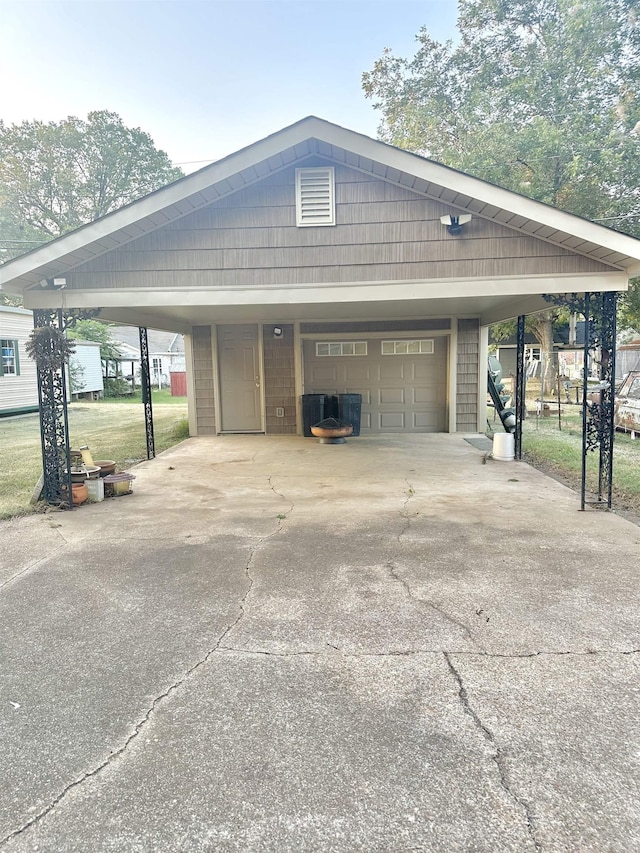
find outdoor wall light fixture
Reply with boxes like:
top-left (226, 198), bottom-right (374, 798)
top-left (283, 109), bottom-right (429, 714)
top-left (38, 277), bottom-right (67, 289)
top-left (273, 326), bottom-right (283, 338)
top-left (440, 214), bottom-right (472, 235)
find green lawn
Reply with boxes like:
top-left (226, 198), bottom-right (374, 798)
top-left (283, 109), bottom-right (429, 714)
top-left (513, 406), bottom-right (640, 517)
top-left (0, 396), bottom-right (188, 519)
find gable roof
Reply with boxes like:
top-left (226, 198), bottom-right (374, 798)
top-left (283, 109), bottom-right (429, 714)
top-left (2, 115), bottom-right (640, 295)
top-left (108, 326), bottom-right (184, 354)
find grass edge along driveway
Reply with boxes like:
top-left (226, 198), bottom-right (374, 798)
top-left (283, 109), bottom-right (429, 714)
top-left (0, 398), bottom-right (188, 519)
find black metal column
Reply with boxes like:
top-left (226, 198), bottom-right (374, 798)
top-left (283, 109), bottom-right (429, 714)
top-left (514, 314), bottom-right (526, 460)
top-left (33, 309), bottom-right (73, 507)
top-left (139, 326), bottom-right (156, 459)
top-left (581, 291), bottom-right (617, 510)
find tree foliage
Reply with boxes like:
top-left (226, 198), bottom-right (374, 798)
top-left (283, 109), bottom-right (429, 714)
top-left (67, 319), bottom-right (121, 362)
top-left (0, 111), bottom-right (183, 247)
top-left (363, 0), bottom-right (640, 331)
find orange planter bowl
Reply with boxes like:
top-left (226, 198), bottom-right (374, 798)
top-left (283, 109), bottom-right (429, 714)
top-left (72, 483), bottom-right (88, 505)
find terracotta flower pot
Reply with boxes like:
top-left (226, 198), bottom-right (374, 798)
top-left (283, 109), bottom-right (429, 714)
top-left (62, 483), bottom-right (89, 505)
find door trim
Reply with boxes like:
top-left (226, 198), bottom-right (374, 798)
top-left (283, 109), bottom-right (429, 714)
top-left (214, 323), bottom-right (265, 434)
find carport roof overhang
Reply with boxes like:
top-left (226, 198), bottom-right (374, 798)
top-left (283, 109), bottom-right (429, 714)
top-left (2, 115), bottom-right (640, 319)
top-left (21, 271), bottom-right (628, 333)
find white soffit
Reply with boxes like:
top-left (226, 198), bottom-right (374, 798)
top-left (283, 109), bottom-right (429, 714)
top-left (2, 116), bottom-right (640, 291)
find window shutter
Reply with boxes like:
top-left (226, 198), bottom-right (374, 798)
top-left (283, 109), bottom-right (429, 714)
top-left (295, 167), bottom-right (335, 226)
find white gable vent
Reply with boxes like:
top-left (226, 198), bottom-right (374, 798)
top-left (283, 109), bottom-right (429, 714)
top-left (295, 167), bottom-right (335, 227)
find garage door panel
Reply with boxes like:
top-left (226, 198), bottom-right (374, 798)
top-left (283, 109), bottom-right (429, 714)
top-left (379, 412), bottom-right (405, 429)
top-left (304, 335), bottom-right (448, 433)
top-left (414, 411), bottom-right (443, 429)
top-left (379, 388), bottom-right (405, 405)
top-left (341, 362), bottom-right (372, 382)
top-left (413, 385), bottom-right (445, 404)
top-left (308, 363), bottom-right (339, 385)
top-left (379, 362), bottom-right (406, 380)
top-left (413, 359), bottom-right (445, 380)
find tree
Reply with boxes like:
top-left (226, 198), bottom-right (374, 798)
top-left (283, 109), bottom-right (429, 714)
top-left (67, 319), bottom-right (121, 362)
top-left (0, 110), bottom-right (183, 241)
top-left (491, 309), bottom-right (568, 394)
top-left (363, 0), bottom-right (640, 351)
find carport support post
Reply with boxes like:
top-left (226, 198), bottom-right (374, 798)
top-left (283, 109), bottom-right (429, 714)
top-left (581, 291), bottom-right (617, 510)
top-left (33, 309), bottom-right (73, 508)
top-left (514, 314), bottom-right (526, 460)
top-left (139, 327), bottom-right (156, 460)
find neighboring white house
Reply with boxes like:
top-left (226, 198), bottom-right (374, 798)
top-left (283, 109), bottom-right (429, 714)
top-left (69, 341), bottom-right (104, 399)
top-left (108, 326), bottom-right (186, 387)
top-left (0, 305), bottom-right (38, 416)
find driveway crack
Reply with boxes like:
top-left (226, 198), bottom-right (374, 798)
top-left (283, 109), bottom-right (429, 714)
top-left (268, 475), bottom-right (294, 519)
top-left (0, 543), bottom-right (66, 592)
top-left (444, 652), bottom-right (541, 852)
top-left (0, 528), bottom-right (278, 848)
top-left (386, 561), bottom-right (480, 648)
top-left (398, 478), bottom-right (415, 538)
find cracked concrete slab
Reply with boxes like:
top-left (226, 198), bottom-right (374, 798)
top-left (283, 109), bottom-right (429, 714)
top-left (0, 516), bottom-right (67, 586)
top-left (1, 434), bottom-right (639, 851)
top-left (392, 514), bottom-right (640, 655)
top-left (447, 653), bottom-right (640, 852)
top-left (1, 653), bottom-right (535, 852)
top-left (0, 534), bottom-right (254, 841)
top-left (226, 525), bottom-right (478, 654)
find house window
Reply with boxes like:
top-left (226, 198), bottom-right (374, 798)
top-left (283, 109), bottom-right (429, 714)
top-left (381, 339), bottom-right (434, 355)
top-left (152, 357), bottom-right (162, 378)
top-left (316, 341), bottom-right (367, 357)
top-left (0, 339), bottom-right (19, 376)
top-left (295, 167), bottom-right (335, 227)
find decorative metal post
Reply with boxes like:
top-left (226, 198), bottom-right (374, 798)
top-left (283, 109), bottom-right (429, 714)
top-left (514, 314), bottom-right (526, 460)
top-left (139, 327), bottom-right (155, 459)
top-left (33, 309), bottom-right (73, 507)
top-left (581, 291), bottom-right (617, 510)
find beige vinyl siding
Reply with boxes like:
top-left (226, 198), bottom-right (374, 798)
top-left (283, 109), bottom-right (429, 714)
top-left (263, 323), bottom-right (296, 434)
top-left (0, 308), bottom-right (38, 414)
top-left (456, 319), bottom-right (479, 431)
top-left (65, 162), bottom-right (616, 291)
top-left (191, 326), bottom-right (215, 435)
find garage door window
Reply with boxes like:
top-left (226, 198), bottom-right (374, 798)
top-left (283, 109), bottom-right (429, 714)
top-left (382, 339), bottom-right (434, 355)
top-left (316, 341), bottom-right (367, 356)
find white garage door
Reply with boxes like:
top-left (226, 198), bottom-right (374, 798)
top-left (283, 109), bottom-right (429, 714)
top-left (303, 336), bottom-right (448, 432)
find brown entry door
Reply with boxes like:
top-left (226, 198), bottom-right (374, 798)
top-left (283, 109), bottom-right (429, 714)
top-left (218, 324), bottom-right (263, 432)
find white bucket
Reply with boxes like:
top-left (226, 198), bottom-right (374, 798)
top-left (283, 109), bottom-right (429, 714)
top-left (492, 433), bottom-right (515, 462)
top-left (85, 477), bottom-right (104, 502)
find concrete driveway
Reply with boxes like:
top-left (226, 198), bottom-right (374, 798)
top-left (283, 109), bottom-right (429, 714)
top-left (1, 434), bottom-right (639, 852)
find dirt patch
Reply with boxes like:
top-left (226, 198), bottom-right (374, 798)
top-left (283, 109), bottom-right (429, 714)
top-left (523, 452), bottom-right (640, 527)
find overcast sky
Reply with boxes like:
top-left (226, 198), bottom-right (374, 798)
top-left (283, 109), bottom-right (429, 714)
top-left (1, 0), bottom-right (460, 171)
